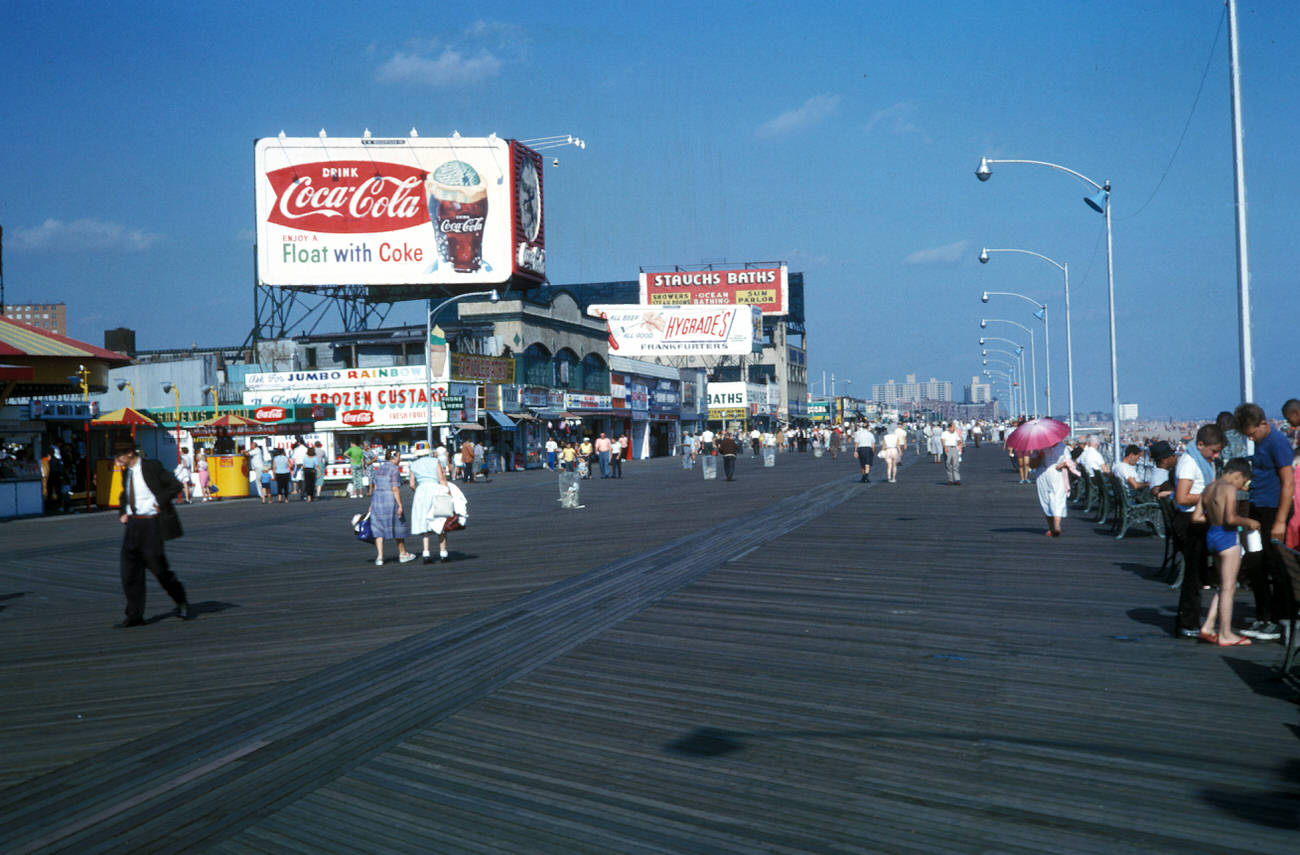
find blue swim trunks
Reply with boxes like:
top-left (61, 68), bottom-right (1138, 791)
top-left (1206, 525), bottom-right (1238, 554)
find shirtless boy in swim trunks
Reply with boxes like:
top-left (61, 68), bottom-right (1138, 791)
top-left (1198, 459), bottom-right (1260, 647)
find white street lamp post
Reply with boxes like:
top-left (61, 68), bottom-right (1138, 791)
top-left (425, 290), bottom-right (500, 449)
top-left (981, 290), bottom-right (1050, 422)
top-left (981, 318), bottom-right (1036, 418)
top-left (976, 156), bottom-right (1119, 461)
top-left (980, 247), bottom-right (1074, 436)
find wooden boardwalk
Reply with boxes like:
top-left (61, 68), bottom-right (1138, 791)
top-left (0, 447), bottom-right (1296, 853)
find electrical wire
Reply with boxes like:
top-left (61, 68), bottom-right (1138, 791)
top-left (1119, 6), bottom-right (1226, 222)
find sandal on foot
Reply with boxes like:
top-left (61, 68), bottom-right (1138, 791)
top-left (1217, 636), bottom-right (1251, 647)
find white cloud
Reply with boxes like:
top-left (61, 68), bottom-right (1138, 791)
top-left (376, 48), bottom-right (502, 86)
top-left (866, 101), bottom-right (930, 143)
top-left (904, 240), bottom-right (970, 266)
top-left (756, 94), bottom-right (841, 138)
top-left (9, 218), bottom-right (162, 252)
top-left (374, 22), bottom-right (525, 87)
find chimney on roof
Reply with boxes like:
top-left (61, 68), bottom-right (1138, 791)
top-left (104, 327), bottom-right (135, 356)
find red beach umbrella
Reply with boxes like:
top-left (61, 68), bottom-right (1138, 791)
top-left (1004, 417), bottom-right (1071, 453)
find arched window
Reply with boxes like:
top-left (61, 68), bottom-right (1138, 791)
top-left (521, 343), bottom-right (553, 387)
top-left (579, 352), bottom-right (609, 395)
top-left (554, 348), bottom-right (580, 389)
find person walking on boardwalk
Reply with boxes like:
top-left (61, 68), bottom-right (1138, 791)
top-left (271, 447), bottom-right (291, 502)
top-left (828, 427), bottom-right (841, 460)
top-left (344, 439), bottom-right (366, 498)
top-left (880, 422), bottom-right (903, 483)
top-left (853, 421), bottom-right (875, 483)
top-left (369, 449), bottom-right (415, 566)
top-left (113, 440), bottom-right (192, 627)
top-left (409, 446), bottom-right (450, 563)
top-left (941, 421), bottom-right (963, 485)
top-left (299, 445), bottom-right (319, 502)
top-left (1033, 443), bottom-right (1078, 537)
top-left (718, 431), bottom-right (740, 481)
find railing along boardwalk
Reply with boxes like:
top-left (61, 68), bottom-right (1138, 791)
top-left (1, 446), bottom-right (1296, 853)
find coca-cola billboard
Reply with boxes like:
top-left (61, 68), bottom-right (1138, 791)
top-left (255, 136), bottom-right (545, 290)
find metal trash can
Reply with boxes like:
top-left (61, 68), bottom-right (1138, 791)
top-left (702, 455), bottom-right (718, 480)
top-left (558, 471), bottom-right (583, 508)
top-left (813, 444), bottom-right (824, 458)
top-left (763, 447), bottom-right (776, 467)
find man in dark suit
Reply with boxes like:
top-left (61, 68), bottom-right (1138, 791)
top-left (113, 440), bottom-right (192, 628)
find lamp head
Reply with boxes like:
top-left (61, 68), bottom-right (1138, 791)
top-left (489, 289), bottom-right (500, 303)
top-left (115, 379), bottom-right (127, 392)
top-left (981, 292), bottom-right (989, 303)
top-left (979, 248), bottom-right (989, 264)
top-left (981, 350), bottom-right (988, 356)
top-left (161, 382), bottom-right (172, 394)
top-left (1084, 185), bottom-right (1109, 214)
top-left (975, 157), bottom-right (992, 182)
top-left (202, 385), bottom-right (214, 395)
top-left (979, 319), bottom-right (987, 329)
top-left (979, 337), bottom-right (986, 346)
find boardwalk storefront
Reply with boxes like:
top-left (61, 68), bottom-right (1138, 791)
top-left (242, 366), bottom-right (477, 451)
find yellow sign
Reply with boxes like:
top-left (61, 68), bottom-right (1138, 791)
top-left (708, 407), bottom-right (747, 421)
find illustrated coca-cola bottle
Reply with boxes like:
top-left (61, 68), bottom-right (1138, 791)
top-left (427, 160), bottom-right (487, 272)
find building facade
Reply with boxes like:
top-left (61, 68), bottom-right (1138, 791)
top-left (3, 302), bottom-right (66, 335)
top-left (872, 373), bottom-right (953, 405)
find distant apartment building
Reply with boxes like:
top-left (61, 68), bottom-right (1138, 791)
top-left (872, 373), bottom-right (953, 405)
top-left (1118, 403), bottom-right (1139, 421)
top-left (963, 375), bottom-right (991, 404)
top-left (3, 301), bottom-right (66, 335)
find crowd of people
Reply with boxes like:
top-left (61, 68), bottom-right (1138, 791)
top-left (1027, 400), bottom-right (1299, 648)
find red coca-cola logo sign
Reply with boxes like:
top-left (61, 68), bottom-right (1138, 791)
top-left (264, 161), bottom-right (428, 234)
top-left (341, 409), bottom-right (375, 426)
top-left (254, 406), bottom-right (286, 422)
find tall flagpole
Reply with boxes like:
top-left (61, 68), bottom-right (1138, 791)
top-left (1226, 0), bottom-right (1254, 402)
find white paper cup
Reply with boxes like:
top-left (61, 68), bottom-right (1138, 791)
top-left (1244, 529), bottom-right (1263, 553)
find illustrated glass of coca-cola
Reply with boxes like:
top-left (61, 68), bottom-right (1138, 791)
top-left (427, 160), bottom-right (487, 273)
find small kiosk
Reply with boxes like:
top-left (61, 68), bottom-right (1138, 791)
top-left (189, 414), bottom-right (273, 499)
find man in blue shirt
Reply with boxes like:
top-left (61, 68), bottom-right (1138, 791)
top-left (1235, 403), bottom-right (1296, 641)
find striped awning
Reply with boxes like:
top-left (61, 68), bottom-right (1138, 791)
top-left (0, 316), bottom-right (129, 360)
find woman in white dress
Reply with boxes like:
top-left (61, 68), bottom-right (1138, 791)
top-left (409, 446), bottom-right (451, 563)
top-left (1034, 443), bottom-right (1079, 537)
top-left (880, 423), bottom-right (901, 483)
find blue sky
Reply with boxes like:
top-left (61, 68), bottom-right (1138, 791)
top-left (2, 0), bottom-right (1296, 419)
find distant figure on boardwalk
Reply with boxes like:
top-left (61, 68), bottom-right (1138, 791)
top-left (927, 424), bottom-right (943, 463)
top-left (854, 422), bottom-right (875, 483)
top-left (611, 434), bottom-right (626, 478)
top-left (828, 428), bottom-right (841, 460)
top-left (941, 422), bottom-right (962, 486)
top-left (369, 449), bottom-right (415, 566)
top-left (113, 440), bottom-right (191, 627)
top-left (595, 432), bottom-right (613, 478)
top-left (718, 431), bottom-right (740, 481)
top-left (880, 423), bottom-right (901, 483)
